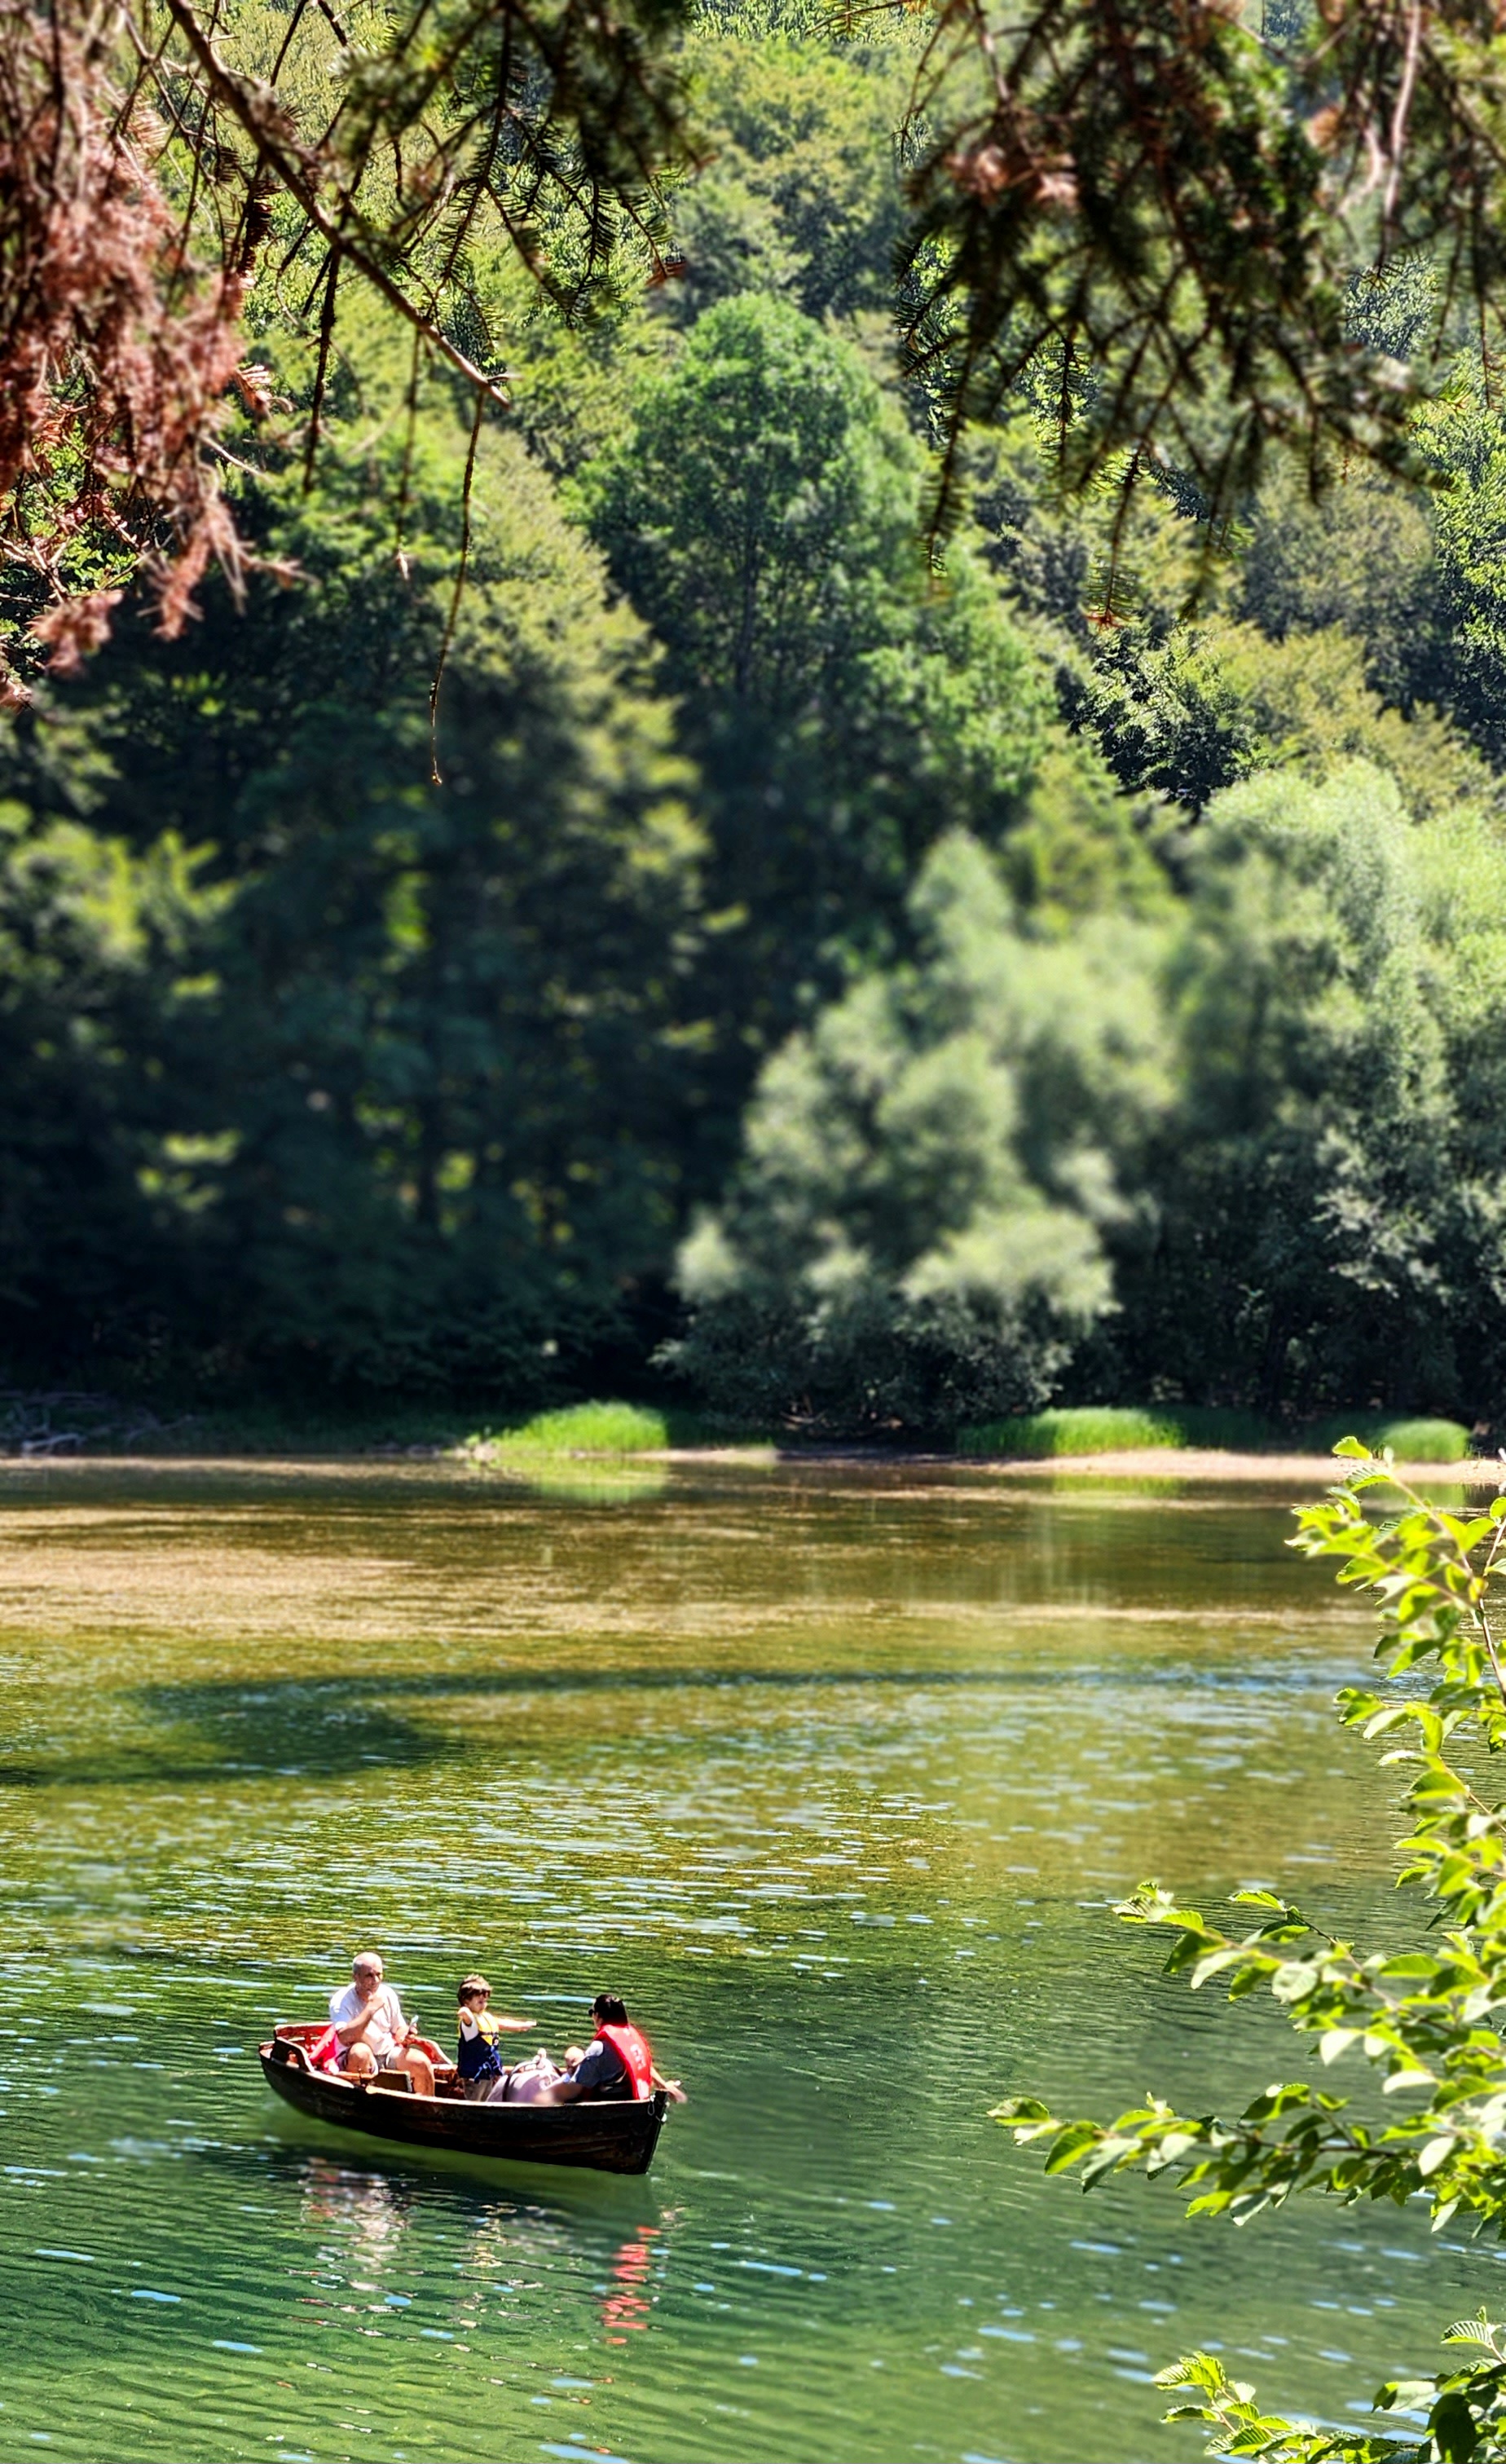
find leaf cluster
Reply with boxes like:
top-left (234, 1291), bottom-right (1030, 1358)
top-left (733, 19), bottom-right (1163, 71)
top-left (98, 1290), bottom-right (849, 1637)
top-left (0, 0), bottom-right (702, 689)
top-left (901, 0), bottom-right (1506, 546)
top-left (1155, 2331), bottom-right (1506, 2462)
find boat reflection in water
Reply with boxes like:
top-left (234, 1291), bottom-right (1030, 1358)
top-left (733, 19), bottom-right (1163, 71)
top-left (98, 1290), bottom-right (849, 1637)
top-left (297, 2156), bottom-right (413, 2272)
top-left (602, 2225), bottom-right (663, 2343)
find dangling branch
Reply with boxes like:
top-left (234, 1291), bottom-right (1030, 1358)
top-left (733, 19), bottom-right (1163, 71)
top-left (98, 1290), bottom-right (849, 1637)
top-left (429, 384), bottom-right (486, 787)
top-left (898, 0), bottom-right (1506, 540)
top-left (0, 0), bottom-right (696, 694)
top-left (156, 0), bottom-right (513, 410)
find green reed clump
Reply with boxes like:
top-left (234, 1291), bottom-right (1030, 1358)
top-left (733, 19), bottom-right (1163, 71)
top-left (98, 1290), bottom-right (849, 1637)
top-left (958, 1406), bottom-right (1183, 1458)
top-left (473, 1400), bottom-right (669, 1456)
top-left (1309, 1413), bottom-right (1472, 1462)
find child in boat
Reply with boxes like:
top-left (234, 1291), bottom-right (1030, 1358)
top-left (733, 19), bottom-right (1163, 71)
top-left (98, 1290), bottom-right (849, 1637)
top-left (455, 1973), bottom-right (534, 2096)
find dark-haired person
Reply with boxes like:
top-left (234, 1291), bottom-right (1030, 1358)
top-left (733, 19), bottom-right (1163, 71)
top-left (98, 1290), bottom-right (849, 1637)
top-left (550, 1993), bottom-right (686, 2105)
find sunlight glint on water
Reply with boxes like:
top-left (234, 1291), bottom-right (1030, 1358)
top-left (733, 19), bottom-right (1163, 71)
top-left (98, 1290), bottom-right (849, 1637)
top-left (0, 1462), bottom-right (1489, 2463)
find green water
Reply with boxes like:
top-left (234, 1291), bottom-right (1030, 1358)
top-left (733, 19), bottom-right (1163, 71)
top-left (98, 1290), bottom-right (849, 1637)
top-left (0, 1461), bottom-right (1494, 2464)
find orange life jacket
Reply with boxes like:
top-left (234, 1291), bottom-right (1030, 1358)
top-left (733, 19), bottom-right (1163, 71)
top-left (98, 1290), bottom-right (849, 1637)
top-left (596, 2020), bottom-right (653, 2100)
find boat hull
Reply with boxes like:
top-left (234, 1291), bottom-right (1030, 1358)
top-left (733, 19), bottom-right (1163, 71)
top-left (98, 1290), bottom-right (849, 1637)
top-left (258, 2043), bottom-right (667, 2175)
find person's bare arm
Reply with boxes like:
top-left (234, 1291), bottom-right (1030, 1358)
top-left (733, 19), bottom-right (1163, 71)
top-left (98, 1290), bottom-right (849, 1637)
top-left (387, 1993), bottom-right (421, 2046)
top-left (650, 2064), bottom-right (687, 2105)
top-left (495, 2015), bottom-right (535, 2032)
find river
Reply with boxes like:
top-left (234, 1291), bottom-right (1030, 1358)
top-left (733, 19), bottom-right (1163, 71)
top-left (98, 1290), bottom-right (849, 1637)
top-left (0, 1459), bottom-right (1491, 2463)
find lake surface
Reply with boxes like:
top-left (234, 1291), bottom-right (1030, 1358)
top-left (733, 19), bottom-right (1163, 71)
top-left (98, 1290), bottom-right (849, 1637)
top-left (0, 1459), bottom-right (1495, 2464)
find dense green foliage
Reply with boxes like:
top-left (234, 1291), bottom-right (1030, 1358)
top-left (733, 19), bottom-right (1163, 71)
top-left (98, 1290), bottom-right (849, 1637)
top-left (997, 1449), bottom-right (1506, 2461)
top-left (674, 765), bottom-right (1506, 1432)
top-left (901, 0), bottom-right (1506, 531)
top-left (667, 826), bottom-right (1167, 1428)
top-left (579, 298), bottom-right (1048, 1019)
top-left (10, 6), bottom-right (1506, 1433)
top-left (21, 0), bottom-right (1506, 679)
top-left (1, 383), bottom-right (703, 1395)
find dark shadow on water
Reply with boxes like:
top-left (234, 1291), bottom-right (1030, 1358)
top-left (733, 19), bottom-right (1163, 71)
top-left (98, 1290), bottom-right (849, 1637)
top-left (0, 1686), bottom-right (447, 1789)
top-left (0, 1656), bottom-right (1348, 1791)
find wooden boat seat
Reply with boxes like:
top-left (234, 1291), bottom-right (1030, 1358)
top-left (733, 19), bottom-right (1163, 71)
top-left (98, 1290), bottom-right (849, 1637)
top-left (268, 2022), bottom-right (455, 2090)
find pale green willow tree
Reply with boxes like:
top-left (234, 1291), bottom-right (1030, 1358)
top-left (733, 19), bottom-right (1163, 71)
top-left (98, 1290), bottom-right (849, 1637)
top-left (667, 826), bottom-right (1172, 1433)
top-left (999, 1446), bottom-right (1506, 2462)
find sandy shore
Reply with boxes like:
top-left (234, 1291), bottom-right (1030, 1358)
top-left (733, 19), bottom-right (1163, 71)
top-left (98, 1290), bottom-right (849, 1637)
top-left (965, 1446), bottom-right (1505, 1484)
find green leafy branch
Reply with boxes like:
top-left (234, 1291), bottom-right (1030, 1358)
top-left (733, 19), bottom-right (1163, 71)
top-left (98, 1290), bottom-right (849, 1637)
top-left (1155, 2325), bottom-right (1506, 2463)
top-left (994, 1444), bottom-right (1506, 2459)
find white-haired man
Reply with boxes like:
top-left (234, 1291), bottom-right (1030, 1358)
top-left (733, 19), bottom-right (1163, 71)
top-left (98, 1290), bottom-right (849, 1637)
top-left (328, 1951), bottom-right (435, 2096)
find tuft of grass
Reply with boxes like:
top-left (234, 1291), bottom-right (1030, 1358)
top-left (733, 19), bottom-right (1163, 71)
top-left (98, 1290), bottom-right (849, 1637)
top-left (958, 1406), bottom-right (1184, 1459)
top-left (471, 1399), bottom-right (669, 1457)
top-left (1313, 1414), bottom-right (1473, 1464)
top-left (1379, 1417), bottom-right (1473, 1461)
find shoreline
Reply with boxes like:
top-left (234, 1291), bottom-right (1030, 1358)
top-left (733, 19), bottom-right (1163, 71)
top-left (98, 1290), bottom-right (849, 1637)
top-left (963, 1445), bottom-right (1504, 1483)
top-left (0, 1443), bottom-right (1496, 1484)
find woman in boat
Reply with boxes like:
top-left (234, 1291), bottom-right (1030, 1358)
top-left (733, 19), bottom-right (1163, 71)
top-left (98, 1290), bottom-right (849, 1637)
top-left (550, 1994), bottom-right (687, 2105)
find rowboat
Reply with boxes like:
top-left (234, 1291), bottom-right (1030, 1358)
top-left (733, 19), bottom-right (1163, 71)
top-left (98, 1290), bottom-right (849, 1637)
top-left (258, 2023), bottom-right (668, 2175)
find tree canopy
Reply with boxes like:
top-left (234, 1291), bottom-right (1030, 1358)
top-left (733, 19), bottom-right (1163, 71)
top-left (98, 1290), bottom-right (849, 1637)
top-left (579, 295), bottom-right (1050, 1046)
top-left (8, 2), bottom-right (1506, 1435)
top-left (16, 0), bottom-right (1506, 690)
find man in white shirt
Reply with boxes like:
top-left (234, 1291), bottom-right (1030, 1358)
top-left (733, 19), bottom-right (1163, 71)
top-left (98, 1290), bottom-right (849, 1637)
top-left (328, 1951), bottom-right (435, 2096)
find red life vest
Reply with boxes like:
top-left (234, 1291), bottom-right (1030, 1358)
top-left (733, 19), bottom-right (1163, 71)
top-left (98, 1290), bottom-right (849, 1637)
top-left (308, 2025), bottom-right (342, 2074)
top-left (596, 2020), bottom-right (653, 2100)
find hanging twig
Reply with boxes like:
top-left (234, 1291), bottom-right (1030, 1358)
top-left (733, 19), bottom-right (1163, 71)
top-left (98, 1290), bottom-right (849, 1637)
top-left (429, 385), bottom-right (486, 787)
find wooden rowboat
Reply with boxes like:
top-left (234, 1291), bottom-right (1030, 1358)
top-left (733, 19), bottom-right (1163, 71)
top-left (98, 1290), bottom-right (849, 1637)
top-left (258, 2023), bottom-right (668, 2175)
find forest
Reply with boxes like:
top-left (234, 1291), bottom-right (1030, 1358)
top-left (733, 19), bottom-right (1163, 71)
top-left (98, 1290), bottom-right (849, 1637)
top-left (9, 0), bottom-right (1506, 1437)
